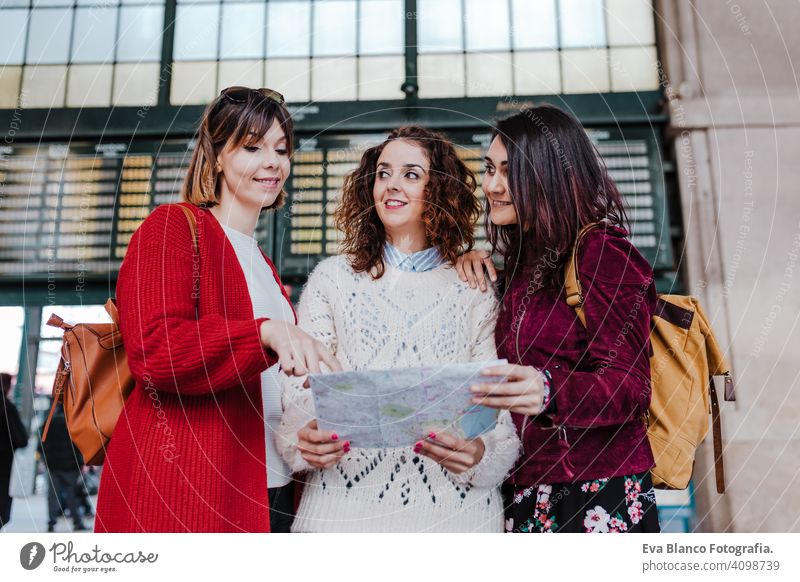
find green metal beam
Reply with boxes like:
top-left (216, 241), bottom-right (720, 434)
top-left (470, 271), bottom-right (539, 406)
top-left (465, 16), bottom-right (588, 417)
top-left (0, 91), bottom-right (665, 142)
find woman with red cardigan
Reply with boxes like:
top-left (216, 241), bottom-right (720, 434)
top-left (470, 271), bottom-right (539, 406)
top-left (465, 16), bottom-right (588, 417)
top-left (95, 87), bottom-right (340, 532)
top-left (458, 105), bottom-right (660, 533)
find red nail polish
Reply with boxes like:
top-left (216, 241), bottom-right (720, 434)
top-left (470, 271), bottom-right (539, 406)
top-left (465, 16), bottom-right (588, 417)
top-left (343, 442), bottom-right (350, 452)
top-left (331, 433), bottom-right (339, 441)
top-left (428, 432), bottom-right (436, 439)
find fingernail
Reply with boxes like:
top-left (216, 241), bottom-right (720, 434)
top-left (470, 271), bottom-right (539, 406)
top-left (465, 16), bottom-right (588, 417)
top-left (331, 433), bottom-right (339, 441)
top-left (428, 432), bottom-right (436, 439)
top-left (343, 441), bottom-right (350, 452)
top-left (413, 441), bottom-right (422, 452)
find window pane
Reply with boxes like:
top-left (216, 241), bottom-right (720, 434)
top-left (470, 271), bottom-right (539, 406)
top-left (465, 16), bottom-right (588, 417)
top-left (360, 0), bottom-right (403, 55)
top-left (113, 62), bottom-right (159, 105)
top-left (559, 0), bottom-right (606, 48)
top-left (561, 48), bottom-right (610, 93)
top-left (311, 57), bottom-right (356, 101)
top-left (418, 0), bottom-right (462, 53)
top-left (312, 0), bottom-right (356, 56)
top-left (267, 1), bottom-right (311, 57)
top-left (514, 50), bottom-right (561, 94)
top-left (218, 59), bottom-right (264, 92)
top-left (72, 7), bottom-right (119, 64)
top-left (33, 0), bottom-right (74, 6)
top-left (417, 53), bottom-right (464, 98)
top-left (512, 0), bottom-right (557, 50)
top-left (609, 45), bottom-right (658, 91)
top-left (358, 55), bottom-right (404, 99)
top-left (66, 64), bottom-right (113, 107)
top-left (0, 9), bottom-right (28, 65)
top-left (265, 58), bottom-right (310, 101)
top-left (170, 60), bottom-right (218, 105)
top-left (174, 5), bottom-right (219, 60)
top-left (220, 3), bottom-right (266, 59)
top-left (606, 0), bottom-right (656, 46)
top-left (0, 308), bottom-right (23, 378)
top-left (466, 52), bottom-right (511, 96)
top-left (465, 0), bottom-right (509, 52)
top-left (117, 6), bottom-right (165, 62)
top-left (0, 66), bottom-right (23, 108)
top-left (21, 65), bottom-right (67, 108)
top-left (26, 8), bottom-right (74, 65)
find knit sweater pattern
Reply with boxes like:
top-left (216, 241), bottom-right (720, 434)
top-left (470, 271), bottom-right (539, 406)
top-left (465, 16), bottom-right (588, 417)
top-left (277, 256), bottom-right (521, 533)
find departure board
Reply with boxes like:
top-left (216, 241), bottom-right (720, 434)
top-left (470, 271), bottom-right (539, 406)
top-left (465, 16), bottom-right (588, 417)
top-left (277, 126), bottom-right (672, 276)
top-left (0, 140), bottom-right (272, 280)
top-left (0, 126), bottom-right (670, 282)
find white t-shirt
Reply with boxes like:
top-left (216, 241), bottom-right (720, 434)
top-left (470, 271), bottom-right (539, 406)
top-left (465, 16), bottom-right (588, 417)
top-left (222, 225), bottom-right (295, 488)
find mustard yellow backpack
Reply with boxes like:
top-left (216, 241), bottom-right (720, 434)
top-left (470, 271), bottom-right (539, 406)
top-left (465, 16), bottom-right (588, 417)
top-left (565, 224), bottom-right (736, 493)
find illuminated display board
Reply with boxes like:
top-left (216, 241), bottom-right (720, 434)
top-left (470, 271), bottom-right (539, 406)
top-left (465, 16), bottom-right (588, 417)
top-left (278, 127), bottom-right (672, 276)
top-left (0, 140), bottom-right (271, 280)
top-left (0, 126), bottom-right (670, 282)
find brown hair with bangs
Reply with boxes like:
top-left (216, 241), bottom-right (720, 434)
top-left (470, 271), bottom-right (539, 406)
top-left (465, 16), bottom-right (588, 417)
top-left (334, 126), bottom-right (480, 279)
top-left (181, 88), bottom-right (294, 209)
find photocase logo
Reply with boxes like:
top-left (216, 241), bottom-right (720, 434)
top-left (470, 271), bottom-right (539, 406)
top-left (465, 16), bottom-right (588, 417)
top-left (19, 542), bottom-right (46, 570)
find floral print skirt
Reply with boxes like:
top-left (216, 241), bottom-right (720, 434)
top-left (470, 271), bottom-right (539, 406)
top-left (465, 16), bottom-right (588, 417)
top-left (505, 471), bottom-right (660, 533)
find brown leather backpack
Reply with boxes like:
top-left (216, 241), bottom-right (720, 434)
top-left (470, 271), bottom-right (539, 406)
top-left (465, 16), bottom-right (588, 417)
top-left (564, 223), bottom-right (736, 493)
top-left (42, 204), bottom-right (197, 465)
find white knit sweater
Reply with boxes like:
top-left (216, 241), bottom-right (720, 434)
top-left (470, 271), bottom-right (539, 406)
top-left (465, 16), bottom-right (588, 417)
top-left (276, 255), bottom-right (521, 532)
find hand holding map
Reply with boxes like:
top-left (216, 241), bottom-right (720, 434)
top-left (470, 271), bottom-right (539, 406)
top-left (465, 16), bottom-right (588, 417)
top-left (308, 359), bottom-right (507, 449)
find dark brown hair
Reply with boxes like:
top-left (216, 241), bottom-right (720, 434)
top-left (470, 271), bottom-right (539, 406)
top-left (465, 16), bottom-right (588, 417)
top-left (181, 89), bottom-right (294, 209)
top-left (487, 105), bottom-right (628, 288)
top-left (1, 372), bottom-right (12, 396)
top-left (335, 126), bottom-right (480, 279)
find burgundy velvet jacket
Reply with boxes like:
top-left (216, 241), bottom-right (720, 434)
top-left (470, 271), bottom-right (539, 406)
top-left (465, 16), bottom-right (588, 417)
top-left (495, 224), bottom-right (657, 486)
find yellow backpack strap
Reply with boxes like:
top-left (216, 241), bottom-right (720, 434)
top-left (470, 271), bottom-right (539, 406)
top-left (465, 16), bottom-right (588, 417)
top-left (564, 223), bottom-right (603, 327)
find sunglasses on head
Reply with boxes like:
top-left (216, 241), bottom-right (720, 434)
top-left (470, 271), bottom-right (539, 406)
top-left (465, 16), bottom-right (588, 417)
top-left (220, 86), bottom-right (285, 105)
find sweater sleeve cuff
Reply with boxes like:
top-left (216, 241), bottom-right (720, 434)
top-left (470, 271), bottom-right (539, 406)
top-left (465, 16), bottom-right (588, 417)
top-left (255, 317), bottom-right (279, 367)
top-left (538, 368), bottom-right (557, 416)
top-left (448, 410), bottom-right (521, 488)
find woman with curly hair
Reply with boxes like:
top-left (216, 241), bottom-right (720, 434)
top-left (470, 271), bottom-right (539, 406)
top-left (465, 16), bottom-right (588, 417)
top-left (275, 126), bottom-right (520, 532)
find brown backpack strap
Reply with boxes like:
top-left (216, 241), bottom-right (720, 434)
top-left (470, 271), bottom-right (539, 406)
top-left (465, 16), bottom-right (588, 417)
top-left (47, 313), bottom-right (73, 330)
top-left (177, 204), bottom-right (198, 254)
top-left (564, 222), bottom-right (604, 326)
top-left (104, 298), bottom-right (121, 326)
top-left (42, 357), bottom-right (68, 442)
top-left (709, 378), bottom-right (726, 494)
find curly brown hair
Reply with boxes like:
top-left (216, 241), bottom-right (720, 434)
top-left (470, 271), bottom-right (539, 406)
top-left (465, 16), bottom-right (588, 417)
top-left (334, 126), bottom-right (480, 279)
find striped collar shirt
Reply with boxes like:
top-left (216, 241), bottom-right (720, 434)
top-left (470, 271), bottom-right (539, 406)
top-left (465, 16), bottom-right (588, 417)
top-left (383, 243), bottom-right (445, 272)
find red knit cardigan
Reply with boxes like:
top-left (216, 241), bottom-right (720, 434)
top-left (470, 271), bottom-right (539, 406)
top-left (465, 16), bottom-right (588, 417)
top-left (95, 203), bottom-right (295, 532)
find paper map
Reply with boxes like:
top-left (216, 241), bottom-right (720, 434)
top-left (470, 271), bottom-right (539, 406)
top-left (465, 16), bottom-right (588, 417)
top-left (308, 359), bottom-right (507, 449)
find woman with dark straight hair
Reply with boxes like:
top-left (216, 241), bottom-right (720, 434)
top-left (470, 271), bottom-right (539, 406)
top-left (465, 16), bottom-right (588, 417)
top-left (458, 104), bottom-right (660, 533)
